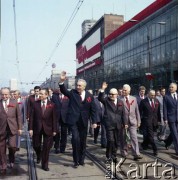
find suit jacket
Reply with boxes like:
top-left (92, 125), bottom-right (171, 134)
top-left (0, 99), bottom-right (22, 135)
top-left (59, 84), bottom-right (97, 127)
top-left (98, 92), bottom-right (127, 130)
top-left (163, 92), bottom-right (178, 123)
top-left (26, 95), bottom-right (36, 119)
top-left (29, 100), bottom-right (57, 136)
top-left (139, 97), bottom-right (161, 127)
top-left (120, 96), bottom-right (141, 126)
top-left (51, 92), bottom-right (69, 124)
top-left (94, 97), bottom-right (105, 123)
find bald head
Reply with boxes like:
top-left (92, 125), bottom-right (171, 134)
top-left (108, 88), bottom-right (118, 101)
top-left (169, 83), bottom-right (177, 93)
top-left (148, 90), bottom-right (156, 100)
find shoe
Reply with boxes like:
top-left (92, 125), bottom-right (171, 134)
top-left (42, 167), bottom-right (49, 171)
top-left (55, 149), bottom-right (60, 154)
top-left (153, 151), bottom-right (158, 156)
top-left (79, 162), bottom-right (85, 166)
top-left (94, 139), bottom-right (97, 144)
top-left (101, 144), bottom-right (106, 148)
top-left (0, 169), bottom-right (6, 175)
top-left (134, 155), bottom-right (143, 160)
top-left (73, 162), bottom-right (79, 168)
top-left (165, 144), bottom-right (169, 150)
top-left (141, 143), bottom-right (148, 150)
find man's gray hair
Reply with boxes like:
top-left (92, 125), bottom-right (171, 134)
top-left (123, 84), bottom-right (131, 91)
top-left (170, 82), bottom-right (177, 88)
top-left (77, 79), bottom-right (87, 87)
top-left (1, 87), bottom-right (10, 93)
top-left (148, 89), bottom-right (155, 94)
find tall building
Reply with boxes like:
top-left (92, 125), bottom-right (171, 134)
top-left (76, 14), bottom-right (124, 93)
top-left (82, 19), bottom-right (97, 37)
top-left (10, 78), bottom-right (18, 90)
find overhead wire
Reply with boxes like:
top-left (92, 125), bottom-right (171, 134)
top-left (32, 0), bottom-right (84, 83)
top-left (13, 0), bottom-right (23, 89)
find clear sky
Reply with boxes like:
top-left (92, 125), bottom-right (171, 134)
top-left (1, 0), bottom-right (155, 92)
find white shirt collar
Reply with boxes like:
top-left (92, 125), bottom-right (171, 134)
top-left (80, 91), bottom-right (86, 101)
top-left (3, 99), bottom-right (9, 104)
top-left (114, 99), bottom-right (117, 105)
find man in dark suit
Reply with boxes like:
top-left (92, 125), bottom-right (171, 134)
top-left (26, 86), bottom-right (41, 121)
top-left (29, 88), bottom-right (57, 171)
top-left (139, 90), bottom-right (161, 156)
top-left (0, 88), bottom-right (22, 175)
top-left (51, 89), bottom-right (69, 153)
top-left (135, 86), bottom-right (147, 135)
top-left (93, 93), bottom-right (107, 147)
top-left (163, 83), bottom-right (178, 155)
top-left (58, 71), bottom-right (97, 168)
top-left (98, 82), bottom-right (128, 161)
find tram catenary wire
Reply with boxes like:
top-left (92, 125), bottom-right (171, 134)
top-left (32, 0), bottom-right (84, 83)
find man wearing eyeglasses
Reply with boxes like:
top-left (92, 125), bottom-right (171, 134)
top-left (98, 82), bottom-right (128, 162)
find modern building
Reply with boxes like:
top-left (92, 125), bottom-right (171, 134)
top-left (104, 0), bottom-right (178, 93)
top-left (10, 78), bottom-right (18, 90)
top-left (82, 19), bottom-right (97, 37)
top-left (76, 14), bottom-right (124, 94)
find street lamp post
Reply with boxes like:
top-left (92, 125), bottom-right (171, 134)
top-left (129, 20), bottom-right (166, 89)
top-left (147, 34), bottom-right (153, 89)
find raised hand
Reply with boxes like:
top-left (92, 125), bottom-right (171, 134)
top-left (60, 71), bottom-right (67, 83)
top-left (101, 82), bottom-right (108, 90)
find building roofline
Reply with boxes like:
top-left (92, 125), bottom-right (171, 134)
top-left (76, 14), bottom-right (124, 46)
top-left (104, 0), bottom-right (172, 45)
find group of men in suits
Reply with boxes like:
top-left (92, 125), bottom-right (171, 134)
top-left (1, 75), bottom-right (177, 175)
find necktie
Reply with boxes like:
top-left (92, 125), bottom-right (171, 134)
top-left (151, 100), bottom-right (154, 110)
top-left (173, 94), bottom-right (177, 101)
top-left (42, 101), bottom-right (45, 114)
top-left (4, 101), bottom-right (8, 113)
top-left (125, 97), bottom-right (130, 110)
